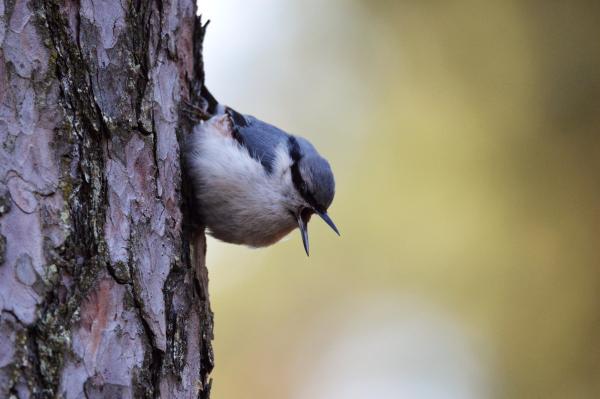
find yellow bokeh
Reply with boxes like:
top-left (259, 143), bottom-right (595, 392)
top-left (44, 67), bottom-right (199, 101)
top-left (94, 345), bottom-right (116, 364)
top-left (200, 0), bottom-right (600, 398)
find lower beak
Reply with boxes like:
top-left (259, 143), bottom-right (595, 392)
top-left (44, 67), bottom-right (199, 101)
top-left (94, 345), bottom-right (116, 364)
top-left (297, 213), bottom-right (310, 256)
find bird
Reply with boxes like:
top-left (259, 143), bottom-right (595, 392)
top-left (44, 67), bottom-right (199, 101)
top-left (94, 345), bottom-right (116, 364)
top-left (183, 89), bottom-right (339, 256)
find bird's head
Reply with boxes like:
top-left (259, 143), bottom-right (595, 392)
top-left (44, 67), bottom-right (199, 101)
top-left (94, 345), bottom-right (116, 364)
top-left (288, 137), bottom-right (339, 255)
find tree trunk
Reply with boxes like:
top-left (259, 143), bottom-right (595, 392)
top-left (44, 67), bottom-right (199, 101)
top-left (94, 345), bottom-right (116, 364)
top-left (0, 0), bottom-right (213, 397)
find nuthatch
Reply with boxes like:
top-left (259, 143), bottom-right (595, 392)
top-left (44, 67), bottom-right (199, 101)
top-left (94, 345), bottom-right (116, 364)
top-left (183, 90), bottom-right (339, 255)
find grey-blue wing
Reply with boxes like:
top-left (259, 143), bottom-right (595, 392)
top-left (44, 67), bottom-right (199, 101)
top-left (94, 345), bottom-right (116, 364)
top-left (231, 113), bottom-right (291, 173)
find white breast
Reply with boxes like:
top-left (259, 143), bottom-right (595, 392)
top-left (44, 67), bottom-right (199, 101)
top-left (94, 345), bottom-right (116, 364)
top-left (185, 116), bottom-right (304, 247)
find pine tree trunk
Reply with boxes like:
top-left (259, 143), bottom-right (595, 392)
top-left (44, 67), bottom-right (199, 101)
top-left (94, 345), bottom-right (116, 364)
top-left (0, 1), bottom-right (213, 397)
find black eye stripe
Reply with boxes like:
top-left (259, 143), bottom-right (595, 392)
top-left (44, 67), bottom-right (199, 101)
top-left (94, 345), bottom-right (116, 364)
top-left (291, 161), bottom-right (306, 195)
top-left (288, 136), bottom-right (324, 212)
top-left (287, 136), bottom-right (301, 162)
top-left (291, 165), bottom-right (321, 211)
top-left (288, 137), bottom-right (303, 195)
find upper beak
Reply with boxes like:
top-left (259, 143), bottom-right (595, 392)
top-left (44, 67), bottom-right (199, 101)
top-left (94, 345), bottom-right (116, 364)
top-left (317, 212), bottom-right (340, 236)
top-left (297, 212), bottom-right (310, 256)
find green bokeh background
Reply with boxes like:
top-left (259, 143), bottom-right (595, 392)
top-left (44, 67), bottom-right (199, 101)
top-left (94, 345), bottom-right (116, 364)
top-left (201, 1), bottom-right (600, 398)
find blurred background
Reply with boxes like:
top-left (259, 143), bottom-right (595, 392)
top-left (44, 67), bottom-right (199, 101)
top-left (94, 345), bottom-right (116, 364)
top-left (199, 1), bottom-right (600, 398)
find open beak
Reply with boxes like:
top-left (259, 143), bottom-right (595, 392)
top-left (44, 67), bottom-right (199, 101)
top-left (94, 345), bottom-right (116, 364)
top-left (297, 212), bottom-right (310, 256)
top-left (317, 212), bottom-right (340, 236)
top-left (297, 210), bottom-right (340, 256)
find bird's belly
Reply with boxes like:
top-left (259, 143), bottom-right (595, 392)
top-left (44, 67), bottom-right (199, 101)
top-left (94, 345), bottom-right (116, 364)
top-left (207, 209), bottom-right (297, 247)
top-left (197, 168), bottom-right (297, 247)
top-left (187, 121), bottom-right (299, 247)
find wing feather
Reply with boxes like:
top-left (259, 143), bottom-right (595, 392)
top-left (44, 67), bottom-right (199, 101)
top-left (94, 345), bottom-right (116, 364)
top-left (227, 108), bottom-right (291, 174)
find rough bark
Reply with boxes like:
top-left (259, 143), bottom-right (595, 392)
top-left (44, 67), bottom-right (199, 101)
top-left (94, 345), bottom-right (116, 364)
top-left (0, 0), bottom-right (213, 397)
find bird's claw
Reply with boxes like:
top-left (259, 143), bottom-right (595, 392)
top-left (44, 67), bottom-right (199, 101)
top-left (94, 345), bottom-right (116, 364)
top-left (182, 100), bottom-right (212, 122)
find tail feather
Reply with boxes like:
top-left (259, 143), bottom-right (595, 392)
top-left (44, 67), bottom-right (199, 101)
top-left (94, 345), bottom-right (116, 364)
top-left (192, 16), bottom-right (220, 116)
top-left (201, 86), bottom-right (220, 115)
